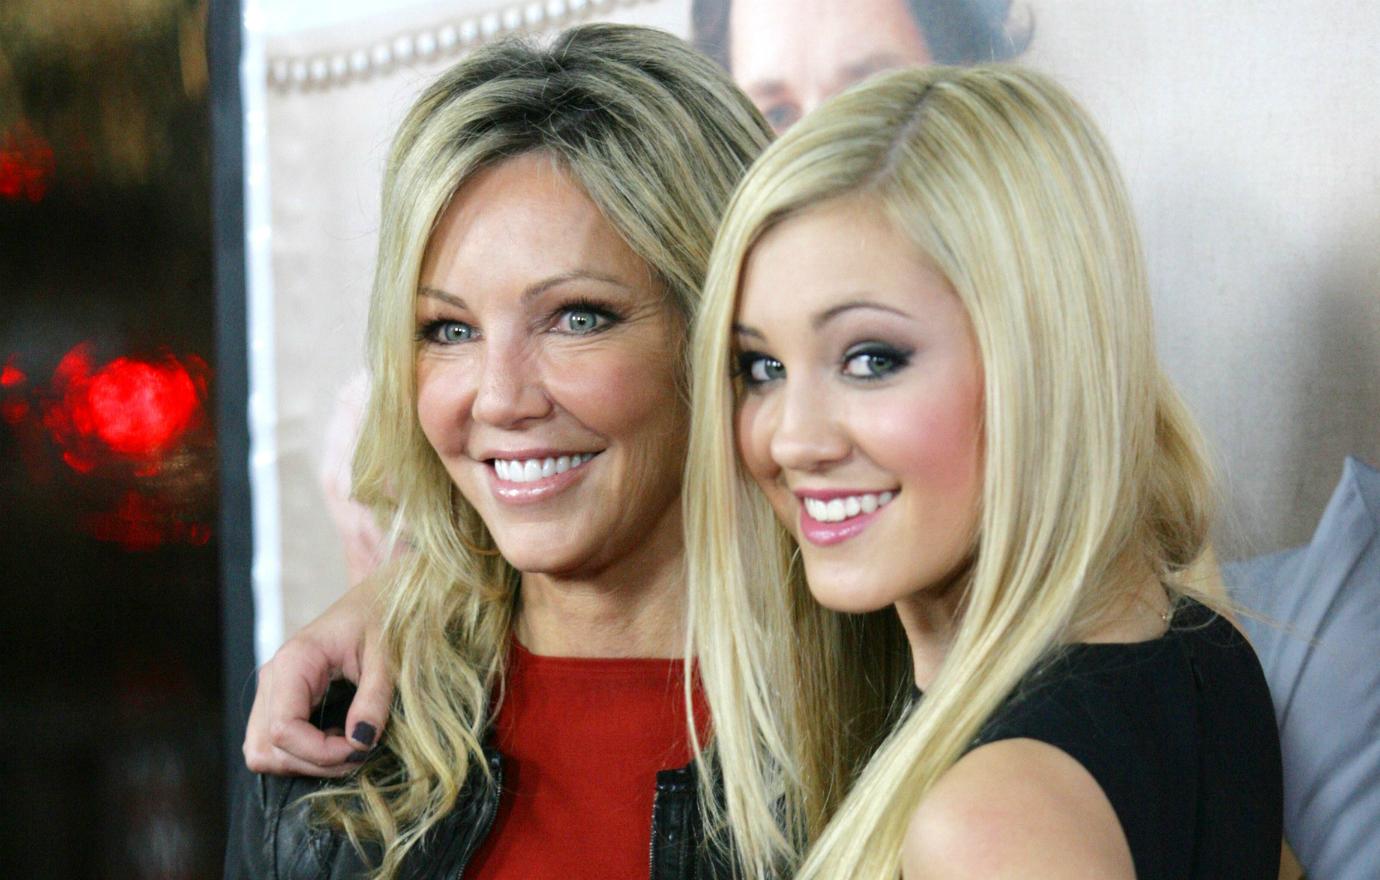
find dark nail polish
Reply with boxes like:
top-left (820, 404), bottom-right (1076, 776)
top-left (345, 751), bottom-right (368, 763)
top-left (351, 722), bottom-right (377, 748)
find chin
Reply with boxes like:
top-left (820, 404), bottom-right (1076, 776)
top-left (802, 564), bottom-right (905, 614)
top-left (488, 527), bottom-right (587, 575)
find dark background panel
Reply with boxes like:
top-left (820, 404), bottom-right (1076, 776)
top-left (0, 0), bottom-right (230, 876)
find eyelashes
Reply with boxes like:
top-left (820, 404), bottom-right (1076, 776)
top-left (416, 318), bottom-right (473, 344)
top-left (842, 344), bottom-right (911, 379)
top-left (734, 342), bottom-right (913, 388)
top-left (414, 297), bottom-right (625, 344)
top-left (552, 298), bottom-right (622, 336)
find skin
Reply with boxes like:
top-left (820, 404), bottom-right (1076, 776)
top-left (243, 152), bottom-right (691, 774)
top-left (246, 0), bottom-right (937, 773)
top-left (414, 151), bottom-right (689, 659)
top-left (733, 198), bottom-right (1143, 877)
top-left (734, 198), bottom-right (982, 686)
top-left (730, 0), bottom-right (933, 131)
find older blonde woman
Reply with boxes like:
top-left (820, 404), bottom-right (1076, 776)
top-left (688, 64), bottom-right (1282, 878)
top-left (229, 24), bottom-right (797, 880)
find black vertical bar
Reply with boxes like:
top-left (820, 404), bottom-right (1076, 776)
top-left (208, 0), bottom-right (255, 821)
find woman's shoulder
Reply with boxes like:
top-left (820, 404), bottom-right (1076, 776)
top-left (900, 738), bottom-right (1135, 879)
top-left (945, 599), bottom-right (1280, 877)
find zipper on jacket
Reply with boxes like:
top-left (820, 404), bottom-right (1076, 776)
top-left (648, 784), bottom-right (665, 878)
top-left (454, 751), bottom-right (503, 880)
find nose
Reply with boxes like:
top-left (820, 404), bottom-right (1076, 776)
top-left (767, 378), bottom-right (850, 472)
top-left (470, 336), bottom-right (552, 428)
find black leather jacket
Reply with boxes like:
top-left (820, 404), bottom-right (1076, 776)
top-left (225, 697), bottom-right (728, 879)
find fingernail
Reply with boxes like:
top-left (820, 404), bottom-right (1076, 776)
top-left (346, 751), bottom-right (368, 763)
top-left (351, 722), bottom-right (377, 748)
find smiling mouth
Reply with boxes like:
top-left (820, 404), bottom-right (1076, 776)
top-left (492, 453), bottom-right (597, 483)
top-left (801, 491), bottom-right (897, 524)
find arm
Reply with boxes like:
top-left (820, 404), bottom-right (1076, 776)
top-left (902, 739), bottom-right (1135, 879)
top-left (242, 573), bottom-right (394, 777)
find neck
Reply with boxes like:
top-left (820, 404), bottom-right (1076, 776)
top-left (895, 554), bottom-right (1175, 691)
top-left (512, 510), bottom-right (686, 659)
top-left (892, 563), bottom-right (969, 691)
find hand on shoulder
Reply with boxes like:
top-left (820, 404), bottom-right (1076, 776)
top-left (241, 573), bottom-right (394, 777)
top-left (902, 738), bottom-right (1135, 880)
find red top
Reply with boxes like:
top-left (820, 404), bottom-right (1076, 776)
top-left (466, 639), bottom-right (709, 880)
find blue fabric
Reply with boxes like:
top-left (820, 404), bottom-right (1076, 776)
top-left (1224, 456), bottom-right (1380, 880)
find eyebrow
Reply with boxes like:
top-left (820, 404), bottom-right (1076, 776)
top-left (418, 270), bottom-right (632, 309)
top-left (732, 300), bottom-right (914, 341)
top-left (840, 52), bottom-right (908, 83)
top-left (812, 299), bottom-right (915, 329)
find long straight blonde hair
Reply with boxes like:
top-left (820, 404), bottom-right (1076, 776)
top-left (307, 25), bottom-right (772, 878)
top-left (686, 65), bottom-right (1220, 878)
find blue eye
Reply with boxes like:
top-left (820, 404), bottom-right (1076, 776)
top-left (843, 345), bottom-right (909, 379)
top-left (553, 299), bottom-right (621, 336)
top-left (420, 320), bottom-right (474, 344)
top-left (559, 308), bottom-right (606, 334)
top-left (736, 352), bottom-right (785, 386)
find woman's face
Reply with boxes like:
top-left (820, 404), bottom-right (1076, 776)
top-left (729, 0), bottom-right (933, 131)
top-left (415, 152), bottom-right (688, 578)
top-left (733, 199), bottom-right (983, 612)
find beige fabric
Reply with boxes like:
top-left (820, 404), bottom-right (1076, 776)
top-left (257, 0), bottom-right (1379, 641)
top-left (1020, 0), bottom-right (1380, 561)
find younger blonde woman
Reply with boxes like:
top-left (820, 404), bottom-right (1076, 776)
top-left (687, 64), bottom-right (1282, 878)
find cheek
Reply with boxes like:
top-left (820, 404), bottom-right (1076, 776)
top-left (734, 397), bottom-right (773, 486)
top-left (546, 346), bottom-right (684, 446)
top-left (865, 376), bottom-right (983, 500)
top-left (414, 358), bottom-right (475, 456)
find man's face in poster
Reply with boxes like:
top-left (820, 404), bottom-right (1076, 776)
top-left (729, 0), bottom-right (934, 130)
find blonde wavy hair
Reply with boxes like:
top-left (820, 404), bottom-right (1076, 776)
top-left (308, 24), bottom-right (771, 878)
top-left (686, 64), bottom-right (1222, 878)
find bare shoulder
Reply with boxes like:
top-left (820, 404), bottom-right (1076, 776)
top-left (901, 738), bottom-right (1135, 880)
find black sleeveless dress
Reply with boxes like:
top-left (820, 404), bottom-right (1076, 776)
top-left (949, 600), bottom-right (1282, 878)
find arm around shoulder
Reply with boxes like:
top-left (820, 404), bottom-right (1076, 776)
top-left (901, 739), bottom-right (1135, 880)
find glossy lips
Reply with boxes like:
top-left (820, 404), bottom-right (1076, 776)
top-left (796, 489), bottom-right (898, 546)
top-left (487, 451), bottom-right (600, 503)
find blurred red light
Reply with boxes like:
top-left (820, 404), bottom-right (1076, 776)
top-left (86, 491), bottom-right (167, 552)
top-left (1, 399), bottom-right (29, 424)
top-left (82, 490), bottom-right (214, 552)
top-left (1, 362), bottom-right (26, 387)
top-left (43, 344), bottom-right (206, 471)
top-left (0, 121), bottom-right (55, 203)
top-left (88, 358), bottom-right (198, 456)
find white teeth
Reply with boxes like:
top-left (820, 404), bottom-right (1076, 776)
top-left (802, 491), bottom-right (897, 524)
top-left (494, 453), bottom-right (594, 483)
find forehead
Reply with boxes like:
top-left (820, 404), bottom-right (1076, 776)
top-left (729, 0), bottom-right (929, 87)
top-left (419, 152), bottom-right (652, 293)
top-left (737, 198), bottom-right (950, 317)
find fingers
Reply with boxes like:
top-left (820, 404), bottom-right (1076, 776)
top-left (247, 738), bottom-right (364, 778)
top-left (343, 630), bottom-right (394, 753)
top-left (243, 642), bottom-right (363, 777)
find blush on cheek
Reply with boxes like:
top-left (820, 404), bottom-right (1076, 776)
top-left (547, 352), bottom-right (673, 434)
top-left (872, 384), bottom-right (983, 495)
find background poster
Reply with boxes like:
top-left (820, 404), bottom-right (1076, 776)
top-left (250, 0), bottom-right (1380, 656)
